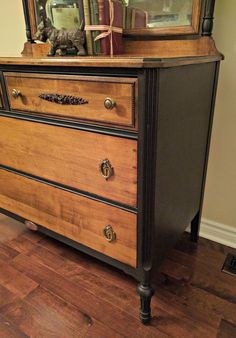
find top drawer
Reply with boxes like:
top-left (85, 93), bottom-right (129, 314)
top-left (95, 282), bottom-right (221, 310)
top-left (4, 73), bottom-right (137, 129)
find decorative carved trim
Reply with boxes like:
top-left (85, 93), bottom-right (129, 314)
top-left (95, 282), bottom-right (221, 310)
top-left (39, 93), bottom-right (88, 105)
top-left (202, 0), bottom-right (216, 36)
top-left (137, 284), bottom-right (154, 324)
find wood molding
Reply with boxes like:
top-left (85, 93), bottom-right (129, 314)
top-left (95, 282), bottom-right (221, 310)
top-left (187, 218), bottom-right (236, 249)
top-left (200, 218), bottom-right (236, 249)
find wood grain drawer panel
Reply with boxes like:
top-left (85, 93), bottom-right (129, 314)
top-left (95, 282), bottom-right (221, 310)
top-left (4, 73), bottom-right (137, 128)
top-left (0, 117), bottom-right (137, 207)
top-left (0, 169), bottom-right (137, 267)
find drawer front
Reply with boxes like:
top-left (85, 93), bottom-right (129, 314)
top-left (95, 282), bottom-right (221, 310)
top-left (4, 73), bottom-right (137, 128)
top-left (0, 169), bottom-right (137, 267)
top-left (0, 117), bottom-right (137, 207)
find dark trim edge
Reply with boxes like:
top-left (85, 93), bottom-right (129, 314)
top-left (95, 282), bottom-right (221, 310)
top-left (0, 111), bottom-right (138, 140)
top-left (0, 165), bottom-right (137, 213)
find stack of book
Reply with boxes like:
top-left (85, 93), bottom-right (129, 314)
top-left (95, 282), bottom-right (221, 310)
top-left (77, 0), bottom-right (148, 55)
top-left (79, 0), bottom-right (124, 55)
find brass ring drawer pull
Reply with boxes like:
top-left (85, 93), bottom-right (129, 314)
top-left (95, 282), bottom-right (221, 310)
top-left (99, 159), bottom-right (114, 180)
top-left (103, 225), bottom-right (116, 242)
top-left (12, 89), bottom-right (21, 99)
top-left (104, 97), bottom-right (116, 110)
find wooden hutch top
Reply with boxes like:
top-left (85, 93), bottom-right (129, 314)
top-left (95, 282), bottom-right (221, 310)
top-left (0, 0), bottom-right (223, 68)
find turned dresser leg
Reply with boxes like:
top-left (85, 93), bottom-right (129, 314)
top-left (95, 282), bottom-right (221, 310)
top-left (137, 283), bottom-right (154, 325)
top-left (190, 212), bottom-right (200, 243)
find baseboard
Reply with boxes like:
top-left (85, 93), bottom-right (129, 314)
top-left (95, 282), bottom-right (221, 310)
top-left (197, 218), bottom-right (236, 249)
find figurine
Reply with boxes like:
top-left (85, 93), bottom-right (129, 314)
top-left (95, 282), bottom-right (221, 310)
top-left (35, 18), bottom-right (86, 56)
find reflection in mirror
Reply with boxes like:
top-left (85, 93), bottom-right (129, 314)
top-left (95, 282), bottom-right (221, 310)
top-left (124, 0), bottom-right (193, 30)
top-left (34, 0), bottom-right (81, 30)
top-left (34, 0), bottom-right (47, 27)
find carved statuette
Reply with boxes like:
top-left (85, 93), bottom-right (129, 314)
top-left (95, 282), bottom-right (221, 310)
top-left (35, 18), bottom-right (86, 56)
top-left (39, 93), bottom-right (88, 105)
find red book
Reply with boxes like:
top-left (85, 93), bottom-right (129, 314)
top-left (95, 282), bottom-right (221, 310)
top-left (97, 0), bottom-right (123, 55)
top-left (131, 8), bottom-right (148, 29)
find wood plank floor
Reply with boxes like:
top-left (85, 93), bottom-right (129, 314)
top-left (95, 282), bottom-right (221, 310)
top-left (0, 213), bottom-right (235, 338)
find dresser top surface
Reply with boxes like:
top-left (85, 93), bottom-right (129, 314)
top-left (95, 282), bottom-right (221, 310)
top-left (0, 38), bottom-right (222, 69)
top-left (0, 55), bottom-right (221, 69)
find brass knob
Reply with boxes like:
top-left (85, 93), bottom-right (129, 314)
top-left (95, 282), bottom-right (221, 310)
top-left (25, 220), bottom-right (38, 231)
top-left (104, 97), bottom-right (116, 110)
top-left (103, 225), bottom-right (116, 242)
top-left (12, 89), bottom-right (21, 99)
top-left (99, 159), bottom-right (114, 180)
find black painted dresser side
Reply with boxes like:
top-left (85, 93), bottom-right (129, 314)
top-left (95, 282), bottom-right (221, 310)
top-left (152, 61), bottom-right (220, 272)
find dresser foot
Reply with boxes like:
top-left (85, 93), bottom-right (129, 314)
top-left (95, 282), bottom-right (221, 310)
top-left (137, 283), bottom-right (154, 324)
top-left (190, 212), bottom-right (200, 243)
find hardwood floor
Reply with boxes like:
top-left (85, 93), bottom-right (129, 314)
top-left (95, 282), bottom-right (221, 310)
top-left (0, 213), bottom-right (235, 338)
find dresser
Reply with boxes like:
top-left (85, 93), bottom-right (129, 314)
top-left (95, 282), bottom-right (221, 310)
top-left (0, 0), bottom-right (222, 324)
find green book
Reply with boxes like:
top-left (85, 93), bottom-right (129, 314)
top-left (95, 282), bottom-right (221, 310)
top-left (90, 0), bottom-right (101, 55)
top-left (126, 7), bottom-right (133, 29)
top-left (83, 0), bottom-right (94, 55)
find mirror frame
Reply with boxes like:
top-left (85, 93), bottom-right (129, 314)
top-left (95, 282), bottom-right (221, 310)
top-left (23, 0), bottom-right (205, 41)
top-left (27, 0), bottom-right (47, 39)
top-left (27, 0), bottom-right (39, 39)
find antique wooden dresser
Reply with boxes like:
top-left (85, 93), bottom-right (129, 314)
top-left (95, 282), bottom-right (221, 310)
top-left (0, 0), bottom-right (222, 324)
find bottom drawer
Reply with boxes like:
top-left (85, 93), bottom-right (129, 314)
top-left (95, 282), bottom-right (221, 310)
top-left (0, 169), bottom-right (137, 267)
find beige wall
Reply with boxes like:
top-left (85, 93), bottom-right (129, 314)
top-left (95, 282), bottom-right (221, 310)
top-left (0, 1), bottom-right (235, 228)
top-left (203, 0), bottom-right (236, 227)
top-left (0, 2), bottom-right (26, 56)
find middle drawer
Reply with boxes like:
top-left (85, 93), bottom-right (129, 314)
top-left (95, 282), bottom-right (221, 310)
top-left (0, 117), bottom-right (137, 207)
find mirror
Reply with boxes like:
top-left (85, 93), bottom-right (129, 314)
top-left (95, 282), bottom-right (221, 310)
top-left (125, 0), bottom-right (193, 29)
top-left (28, 0), bottom-right (201, 39)
top-left (34, 0), bottom-right (82, 31)
top-left (124, 0), bottom-right (201, 35)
